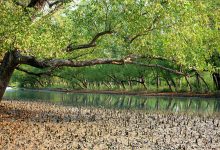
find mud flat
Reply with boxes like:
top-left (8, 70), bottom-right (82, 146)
top-left (0, 100), bottom-right (220, 150)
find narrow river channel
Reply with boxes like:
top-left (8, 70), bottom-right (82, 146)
top-left (4, 88), bottom-right (220, 114)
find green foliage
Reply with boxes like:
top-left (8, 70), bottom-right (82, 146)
top-left (1, 0), bottom-right (220, 91)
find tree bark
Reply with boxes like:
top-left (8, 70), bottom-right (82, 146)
top-left (164, 77), bottom-right (173, 92)
top-left (195, 72), bottom-right (201, 89)
top-left (197, 73), bottom-right (209, 91)
top-left (213, 73), bottom-right (220, 90)
top-left (170, 77), bottom-right (177, 92)
top-left (0, 50), bottom-right (19, 101)
top-left (156, 73), bottom-right (160, 92)
top-left (185, 76), bottom-right (192, 92)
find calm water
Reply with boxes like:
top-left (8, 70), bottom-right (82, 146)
top-left (3, 88), bottom-right (220, 113)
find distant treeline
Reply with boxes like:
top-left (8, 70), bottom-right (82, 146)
top-left (11, 64), bottom-right (214, 93)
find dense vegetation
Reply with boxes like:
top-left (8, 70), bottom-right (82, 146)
top-left (0, 0), bottom-right (220, 100)
top-left (11, 65), bottom-right (213, 92)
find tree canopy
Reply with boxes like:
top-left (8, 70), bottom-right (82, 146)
top-left (1, 1), bottom-right (218, 65)
top-left (0, 0), bottom-right (220, 98)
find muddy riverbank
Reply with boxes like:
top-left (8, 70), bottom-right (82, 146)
top-left (0, 100), bottom-right (220, 149)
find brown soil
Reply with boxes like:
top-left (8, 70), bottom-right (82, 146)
top-left (0, 100), bottom-right (220, 149)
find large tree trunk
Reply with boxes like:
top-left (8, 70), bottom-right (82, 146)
top-left (0, 50), bottom-right (18, 101)
top-left (213, 73), bottom-right (220, 90)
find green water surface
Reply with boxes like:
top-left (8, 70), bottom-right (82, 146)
top-left (4, 88), bottom-right (220, 114)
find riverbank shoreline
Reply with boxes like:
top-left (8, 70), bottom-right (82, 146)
top-left (17, 87), bottom-right (220, 98)
top-left (0, 100), bottom-right (220, 149)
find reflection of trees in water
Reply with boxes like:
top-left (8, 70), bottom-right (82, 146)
top-left (166, 99), bottom-right (173, 111)
top-left (4, 89), bottom-right (219, 113)
top-left (54, 93), bottom-right (219, 113)
top-left (214, 100), bottom-right (220, 112)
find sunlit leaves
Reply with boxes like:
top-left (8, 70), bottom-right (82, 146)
top-left (0, 1), bottom-right (29, 54)
top-left (0, 0), bottom-right (219, 73)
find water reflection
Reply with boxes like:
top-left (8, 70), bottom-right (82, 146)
top-left (3, 88), bottom-right (220, 113)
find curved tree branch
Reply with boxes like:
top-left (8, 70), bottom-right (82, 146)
top-left (20, 57), bottom-right (128, 68)
top-left (15, 66), bottom-right (54, 77)
top-left (130, 62), bottom-right (187, 76)
top-left (4, 50), bottom-right (188, 77)
top-left (66, 30), bottom-right (113, 52)
top-left (13, 49), bottom-right (187, 77)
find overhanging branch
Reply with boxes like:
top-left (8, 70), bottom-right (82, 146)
top-left (19, 55), bottom-right (49, 68)
top-left (18, 52), bottom-right (135, 68)
top-left (15, 66), bottom-right (55, 77)
top-left (15, 49), bottom-right (187, 76)
top-left (130, 62), bottom-right (187, 76)
top-left (66, 30), bottom-right (113, 52)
